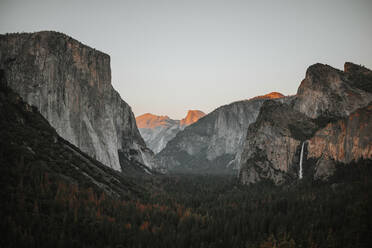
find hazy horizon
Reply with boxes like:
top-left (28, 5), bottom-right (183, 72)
top-left (1, 0), bottom-right (371, 119)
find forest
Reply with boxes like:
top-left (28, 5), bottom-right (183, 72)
top-left (1, 154), bottom-right (371, 248)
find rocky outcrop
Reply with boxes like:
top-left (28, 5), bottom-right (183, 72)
top-left (136, 110), bottom-right (205, 154)
top-left (155, 93), bottom-right (284, 173)
top-left (294, 63), bottom-right (372, 119)
top-left (239, 62), bottom-right (372, 185)
top-left (344, 62), bottom-right (372, 93)
top-left (0, 31), bottom-right (155, 172)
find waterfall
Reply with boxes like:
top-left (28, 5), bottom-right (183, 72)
top-left (299, 142), bottom-right (305, 179)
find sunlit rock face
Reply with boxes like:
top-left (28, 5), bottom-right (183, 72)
top-left (137, 113), bottom-right (178, 129)
top-left (180, 110), bottom-right (206, 127)
top-left (239, 62), bottom-right (372, 185)
top-left (309, 103), bottom-right (372, 180)
top-left (0, 31), bottom-right (155, 171)
top-left (155, 93), bottom-right (284, 173)
top-left (136, 110), bottom-right (205, 153)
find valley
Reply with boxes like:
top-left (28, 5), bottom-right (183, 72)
top-left (0, 31), bottom-right (371, 248)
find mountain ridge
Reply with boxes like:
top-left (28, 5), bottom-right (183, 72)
top-left (136, 110), bottom-right (205, 153)
top-left (155, 92), bottom-right (285, 173)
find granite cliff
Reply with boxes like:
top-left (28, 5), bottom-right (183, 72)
top-left (239, 63), bottom-right (372, 184)
top-left (155, 93), bottom-right (284, 173)
top-left (0, 31), bottom-right (155, 172)
top-left (309, 103), bottom-right (372, 179)
top-left (136, 110), bottom-right (205, 153)
top-left (0, 76), bottom-right (143, 198)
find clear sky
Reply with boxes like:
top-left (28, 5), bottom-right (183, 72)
top-left (1, 0), bottom-right (371, 119)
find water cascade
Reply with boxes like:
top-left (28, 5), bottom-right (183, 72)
top-left (299, 142), bottom-right (305, 179)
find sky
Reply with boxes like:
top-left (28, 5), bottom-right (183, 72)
top-left (1, 0), bottom-right (371, 119)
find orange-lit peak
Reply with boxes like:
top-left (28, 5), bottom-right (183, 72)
top-left (136, 113), bottom-right (172, 129)
top-left (252, 92), bottom-right (285, 100)
top-left (136, 110), bottom-right (206, 129)
top-left (180, 110), bottom-right (206, 126)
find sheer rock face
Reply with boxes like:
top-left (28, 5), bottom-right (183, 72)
top-left (0, 31), bottom-right (155, 171)
top-left (309, 103), bottom-right (372, 179)
top-left (239, 99), bottom-right (318, 185)
top-left (136, 111), bottom-right (205, 154)
top-left (0, 80), bottom-right (142, 198)
top-left (155, 93), bottom-right (284, 173)
top-left (239, 63), bottom-right (372, 185)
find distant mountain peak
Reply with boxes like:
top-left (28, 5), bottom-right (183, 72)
top-left (136, 110), bottom-right (206, 153)
top-left (251, 92), bottom-right (285, 100)
top-left (180, 110), bottom-right (206, 126)
top-left (136, 110), bottom-right (206, 129)
top-left (136, 113), bottom-right (173, 129)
